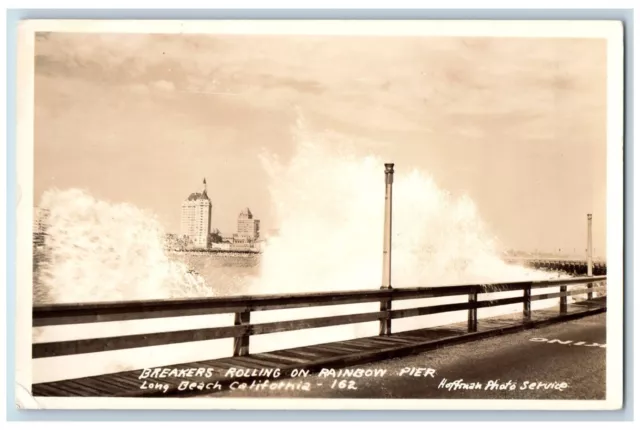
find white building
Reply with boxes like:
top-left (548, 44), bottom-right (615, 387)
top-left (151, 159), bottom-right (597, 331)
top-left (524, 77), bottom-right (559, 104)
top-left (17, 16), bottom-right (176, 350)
top-left (180, 179), bottom-right (213, 249)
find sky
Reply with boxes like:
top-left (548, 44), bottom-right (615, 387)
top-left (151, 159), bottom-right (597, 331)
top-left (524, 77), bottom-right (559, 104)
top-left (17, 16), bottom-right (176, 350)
top-left (33, 32), bottom-right (607, 257)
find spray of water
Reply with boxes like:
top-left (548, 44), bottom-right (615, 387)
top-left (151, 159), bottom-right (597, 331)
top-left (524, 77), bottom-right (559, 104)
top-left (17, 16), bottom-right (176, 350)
top-left (33, 190), bottom-right (234, 383)
top-left (257, 119), bottom-right (549, 294)
top-left (33, 116), bottom-right (567, 382)
top-left (36, 188), bottom-right (210, 303)
top-left (245, 117), bottom-right (560, 352)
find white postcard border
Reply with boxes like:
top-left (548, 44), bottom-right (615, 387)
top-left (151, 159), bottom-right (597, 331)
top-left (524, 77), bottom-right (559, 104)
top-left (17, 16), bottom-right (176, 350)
top-left (15, 18), bottom-right (625, 411)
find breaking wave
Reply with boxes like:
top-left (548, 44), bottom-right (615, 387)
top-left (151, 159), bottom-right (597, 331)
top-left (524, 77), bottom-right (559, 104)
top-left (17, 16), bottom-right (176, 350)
top-left (35, 189), bottom-right (211, 304)
top-left (32, 116), bottom-right (565, 382)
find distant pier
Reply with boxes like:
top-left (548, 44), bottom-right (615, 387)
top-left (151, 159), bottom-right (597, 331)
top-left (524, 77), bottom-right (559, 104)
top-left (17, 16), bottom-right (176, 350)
top-left (505, 257), bottom-right (607, 276)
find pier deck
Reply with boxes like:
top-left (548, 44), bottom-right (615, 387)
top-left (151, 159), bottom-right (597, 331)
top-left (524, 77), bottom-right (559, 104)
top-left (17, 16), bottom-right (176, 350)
top-left (32, 296), bottom-right (606, 398)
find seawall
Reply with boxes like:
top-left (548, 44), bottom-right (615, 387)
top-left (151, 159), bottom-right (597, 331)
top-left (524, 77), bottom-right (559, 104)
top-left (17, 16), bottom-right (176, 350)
top-left (168, 250), bottom-right (262, 269)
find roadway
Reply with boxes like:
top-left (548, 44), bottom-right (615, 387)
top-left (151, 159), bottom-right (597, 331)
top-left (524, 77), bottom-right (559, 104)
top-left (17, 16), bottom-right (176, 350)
top-left (207, 313), bottom-right (606, 400)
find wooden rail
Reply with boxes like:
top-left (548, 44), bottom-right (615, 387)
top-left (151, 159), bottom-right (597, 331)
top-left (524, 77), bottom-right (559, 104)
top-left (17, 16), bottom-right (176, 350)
top-left (32, 276), bottom-right (606, 360)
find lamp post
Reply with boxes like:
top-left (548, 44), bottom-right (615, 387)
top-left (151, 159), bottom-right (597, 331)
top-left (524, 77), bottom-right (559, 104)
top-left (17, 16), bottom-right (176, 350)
top-left (380, 163), bottom-right (394, 336)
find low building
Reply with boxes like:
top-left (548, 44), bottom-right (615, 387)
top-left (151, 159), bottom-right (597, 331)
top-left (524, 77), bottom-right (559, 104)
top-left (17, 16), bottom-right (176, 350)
top-left (210, 242), bottom-right (232, 251)
top-left (230, 241), bottom-right (254, 251)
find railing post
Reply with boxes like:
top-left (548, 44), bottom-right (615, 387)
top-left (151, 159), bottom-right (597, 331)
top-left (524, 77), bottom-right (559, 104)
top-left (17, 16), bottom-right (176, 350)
top-left (559, 285), bottom-right (567, 314)
top-left (380, 295), bottom-right (392, 336)
top-left (380, 163), bottom-right (394, 336)
top-left (523, 284), bottom-right (531, 321)
top-left (233, 310), bottom-right (250, 357)
top-left (467, 290), bottom-right (478, 332)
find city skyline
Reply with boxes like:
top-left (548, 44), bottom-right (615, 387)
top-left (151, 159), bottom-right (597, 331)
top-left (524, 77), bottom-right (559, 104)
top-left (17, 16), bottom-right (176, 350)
top-left (178, 177), bottom-right (262, 249)
top-left (33, 32), bottom-right (607, 256)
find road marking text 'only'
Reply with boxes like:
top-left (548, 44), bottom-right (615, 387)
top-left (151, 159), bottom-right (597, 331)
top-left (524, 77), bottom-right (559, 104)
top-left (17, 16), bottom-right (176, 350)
top-left (529, 338), bottom-right (606, 348)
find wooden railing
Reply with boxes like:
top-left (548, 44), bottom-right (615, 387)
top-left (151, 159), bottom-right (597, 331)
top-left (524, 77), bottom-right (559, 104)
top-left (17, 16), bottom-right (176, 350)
top-left (32, 276), bottom-right (607, 360)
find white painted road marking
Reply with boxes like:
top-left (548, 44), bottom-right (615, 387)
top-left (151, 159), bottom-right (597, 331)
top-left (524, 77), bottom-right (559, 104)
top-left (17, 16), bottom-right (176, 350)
top-left (529, 338), bottom-right (606, 348)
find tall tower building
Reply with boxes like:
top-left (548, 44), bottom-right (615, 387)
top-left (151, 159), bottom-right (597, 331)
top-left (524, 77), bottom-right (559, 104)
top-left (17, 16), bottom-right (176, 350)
top-left (180, 178), bottom-right (213, 249)
top-left (237, 207), bottom-right (260, 242)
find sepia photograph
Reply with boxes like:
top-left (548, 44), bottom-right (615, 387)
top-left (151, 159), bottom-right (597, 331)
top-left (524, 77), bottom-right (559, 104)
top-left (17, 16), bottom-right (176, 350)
top-left (16, 19), bottom-right (624, 410)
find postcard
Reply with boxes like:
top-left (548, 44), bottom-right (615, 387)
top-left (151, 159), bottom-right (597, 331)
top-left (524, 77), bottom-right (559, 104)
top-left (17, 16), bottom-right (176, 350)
top-left (15, 19), bottom-right (624, 410)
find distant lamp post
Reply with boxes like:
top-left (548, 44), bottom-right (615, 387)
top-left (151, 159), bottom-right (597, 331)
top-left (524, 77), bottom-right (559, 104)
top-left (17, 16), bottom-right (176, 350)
top-left (587, 214), bottom-right (593, 300)
top-left (587, 214), bottom-right (593, 276)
